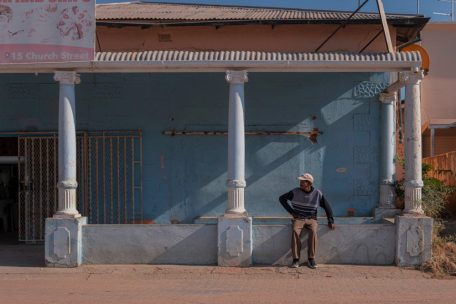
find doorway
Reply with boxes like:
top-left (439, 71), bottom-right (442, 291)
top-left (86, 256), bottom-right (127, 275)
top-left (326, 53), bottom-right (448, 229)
top-left (0, 137), bottom-right (19, 244)
top-left (0, 131), bottom-right (143, 242)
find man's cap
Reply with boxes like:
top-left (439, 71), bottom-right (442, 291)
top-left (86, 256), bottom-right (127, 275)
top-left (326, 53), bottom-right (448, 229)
top-left (297, 173), bottom-right (314, 183)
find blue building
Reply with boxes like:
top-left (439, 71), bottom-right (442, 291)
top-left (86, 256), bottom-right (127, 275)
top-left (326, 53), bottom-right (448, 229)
top-left (0, 2), bottom-right (432, 266)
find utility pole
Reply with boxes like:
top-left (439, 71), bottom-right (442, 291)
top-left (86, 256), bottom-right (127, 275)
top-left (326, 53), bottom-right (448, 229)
top-left (376, 0), bottom-right (394, 53)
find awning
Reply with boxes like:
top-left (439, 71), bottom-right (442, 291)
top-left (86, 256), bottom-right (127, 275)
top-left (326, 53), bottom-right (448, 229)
top-left (0, 50), bottom-right (421, 73)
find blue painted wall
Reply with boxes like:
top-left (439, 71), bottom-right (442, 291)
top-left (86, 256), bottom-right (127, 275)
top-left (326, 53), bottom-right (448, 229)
top-left (0, 72), bottom-right (386, 223)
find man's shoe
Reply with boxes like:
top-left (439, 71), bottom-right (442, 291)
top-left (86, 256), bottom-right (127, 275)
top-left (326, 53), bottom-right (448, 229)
top-left (290, 260), bottom-right (300, 268)
top-left (307, 259), bottom-right (317, 269)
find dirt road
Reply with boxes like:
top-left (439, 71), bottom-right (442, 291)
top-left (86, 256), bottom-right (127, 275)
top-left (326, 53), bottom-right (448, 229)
top-left (1, 263), bottom-right (455, 304)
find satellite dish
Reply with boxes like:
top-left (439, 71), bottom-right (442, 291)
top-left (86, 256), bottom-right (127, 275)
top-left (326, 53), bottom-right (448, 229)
top-left (402, 44), bottom-right (430, 73)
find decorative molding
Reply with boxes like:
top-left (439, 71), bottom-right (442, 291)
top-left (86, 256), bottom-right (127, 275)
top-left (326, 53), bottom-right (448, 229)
top-left (225, 70), bottom-right (248, 84)
top-left (406, 224), bottom-right (424, 257)
top-left (354, 81), bottom-right (388, 97)
top-left (55, 188), bottom-right (80, 218)
top-left (57, 180), bottom-right (78, 189)
top-left (404, 186), bottom-right (424, 215)
top-left (379, 92), bottom-right (397, 104)
top-left (54, 71), bottom-right (81, 85)
top-left (53, 227), bottom-right (71, 259)
top-left (226, 179), bottom-right (246, 188)
top-left (404, 179), bottom-right (424, 188)
top-left (400, 70), bottom-right (425, 85)
top-left (226, 225), bottom-right (243, 257)
top-left (226, 187), bottom-right (246, 215)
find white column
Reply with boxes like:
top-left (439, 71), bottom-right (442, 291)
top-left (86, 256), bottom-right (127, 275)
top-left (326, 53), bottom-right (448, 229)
top-left (403, 70), bottom-right (425, 215)
top-left (225, 70), bottom-right (248, 216)
top-left (378, 92), bottom-right (397, 208)
top-left (53, 71), bottom-right (81, 218)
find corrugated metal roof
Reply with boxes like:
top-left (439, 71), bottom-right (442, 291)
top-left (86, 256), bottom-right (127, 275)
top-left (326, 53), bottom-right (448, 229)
top-left (0, 51), bottom-right (422, 73)
top-left (96, 2), bottom-right (423, 22)
top-left (94, 50), bottom-right (421, 63)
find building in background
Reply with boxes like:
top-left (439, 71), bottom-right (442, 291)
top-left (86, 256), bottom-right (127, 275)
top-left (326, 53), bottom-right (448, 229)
top-left (421, 22), bottom-right (456, 158)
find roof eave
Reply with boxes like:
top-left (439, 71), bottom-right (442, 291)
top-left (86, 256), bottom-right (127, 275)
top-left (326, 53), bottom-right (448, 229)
top-left (0, 58), bottom-right (421, 74)
top-left (96, 17), bottom-right (430, 27)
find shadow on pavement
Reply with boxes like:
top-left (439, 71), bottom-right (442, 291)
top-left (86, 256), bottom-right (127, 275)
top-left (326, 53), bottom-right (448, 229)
top-left (0, 232), bottom-right (44, 267)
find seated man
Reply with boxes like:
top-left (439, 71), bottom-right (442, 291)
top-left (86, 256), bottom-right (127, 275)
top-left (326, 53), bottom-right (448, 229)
top-left (279, 173), bottom-right (335, 269)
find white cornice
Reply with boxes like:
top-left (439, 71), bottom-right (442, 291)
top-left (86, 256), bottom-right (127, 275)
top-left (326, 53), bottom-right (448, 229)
top-left (0, 51), bottom-right (422, 74)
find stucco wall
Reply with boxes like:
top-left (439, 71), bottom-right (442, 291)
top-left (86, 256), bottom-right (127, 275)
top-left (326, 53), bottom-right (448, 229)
top-left (0, 72), bottom-right (384, 223)
top-left (81, 222), bottom-right (395, 265)
top-left (421, 23), bottom-right (456, 123)
top-left (83, 224), bottom-right (218, 264)
top-left (253, 223), bottom-right (395, 265)
top-left (97, 24), bottom-right (395, 53)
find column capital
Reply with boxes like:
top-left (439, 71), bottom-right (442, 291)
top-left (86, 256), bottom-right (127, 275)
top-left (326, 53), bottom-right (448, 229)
top-left (400, 70), bottom-right (425, 85)
top-left (379, 92), bottom-right (397, 104)
top-left (225, 70), bottom-right (248, 84)
top-left (54, 71), bottom-right (81, 85)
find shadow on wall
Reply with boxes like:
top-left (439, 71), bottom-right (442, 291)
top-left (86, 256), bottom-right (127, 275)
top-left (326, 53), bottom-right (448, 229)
top-left (252, 223), bottom-right (395, 265)
top-left (160, 72), bottom-right (382, 222)
top-left (0, 72), bottom-right (383, 224)
top-left (82, 224), bottom-right (217, 265)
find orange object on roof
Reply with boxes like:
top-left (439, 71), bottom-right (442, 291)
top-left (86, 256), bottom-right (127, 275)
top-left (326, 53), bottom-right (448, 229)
top-left (402, 44), bottom-right (430, 73)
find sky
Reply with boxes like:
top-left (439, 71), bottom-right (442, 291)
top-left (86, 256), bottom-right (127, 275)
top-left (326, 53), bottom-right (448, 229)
top-left (96, 0), bottom-right (455, 22)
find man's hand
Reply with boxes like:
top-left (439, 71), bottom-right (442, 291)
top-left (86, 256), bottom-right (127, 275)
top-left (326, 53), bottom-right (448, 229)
top-left (328, 223), bottom-right (336, 230)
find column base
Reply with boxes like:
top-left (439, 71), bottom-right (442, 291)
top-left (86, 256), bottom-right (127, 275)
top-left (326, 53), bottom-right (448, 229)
top-left (53, 211), bottom-right (81, 219)
top-left (224, 210), bottom-right (248, 218)
top-left (45, 217), bottom-right (87, 267)
top-left (217, 216), bottom-right (252, 267)
top-left (226, 186), bottom-right (246, 215)
top-left (395, 215), bottom-right (433, 267)
top-left (404, 183), bottom-right (424, 215)
top-left (374, 208), bottom-right (401, 221)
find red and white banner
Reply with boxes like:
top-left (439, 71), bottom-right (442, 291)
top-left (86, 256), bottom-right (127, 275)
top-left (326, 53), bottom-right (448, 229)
top-left (0, 0), bottom-right (95, 63)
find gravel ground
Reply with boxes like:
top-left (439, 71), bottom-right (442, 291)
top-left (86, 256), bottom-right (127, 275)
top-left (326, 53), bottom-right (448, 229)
top-left (0, 263), bottom-right (455, 304)
top-left (0, 242), bottom-right (455, 304)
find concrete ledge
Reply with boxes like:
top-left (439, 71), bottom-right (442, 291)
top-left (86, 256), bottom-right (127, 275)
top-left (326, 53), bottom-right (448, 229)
top-left (82, 224), bottom-right (217, 265)
top-left (374, 208), bottom-right (401, 221)
top-left (253, 223), bottom-right (396, 265)
top-left (195, 216), bottom-right (378, 225)
top-left (78, 221), bottom-right (396, 266)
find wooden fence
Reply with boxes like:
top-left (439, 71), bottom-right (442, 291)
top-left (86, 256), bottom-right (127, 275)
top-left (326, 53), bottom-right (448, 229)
top-left (423, 151), bottom-right (456, 186)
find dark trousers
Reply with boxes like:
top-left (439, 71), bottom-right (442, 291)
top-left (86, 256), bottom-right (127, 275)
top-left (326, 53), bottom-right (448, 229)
top-left (291, 218), bottom-right (318, 260)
